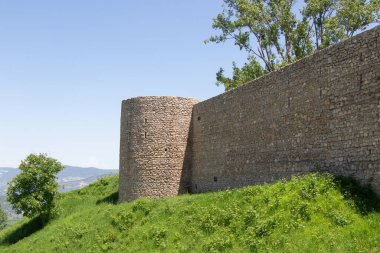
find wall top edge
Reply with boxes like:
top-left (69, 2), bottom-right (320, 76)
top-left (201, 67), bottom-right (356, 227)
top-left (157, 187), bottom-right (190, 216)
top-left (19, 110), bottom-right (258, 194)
top-left (194, 25), bottom-right (380, 107)
top-left (122, 96), bottom-right (199, 103)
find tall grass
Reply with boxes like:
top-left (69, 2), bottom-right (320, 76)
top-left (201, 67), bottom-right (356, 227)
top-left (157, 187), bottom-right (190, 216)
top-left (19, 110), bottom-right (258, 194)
top-left (0, 173), bottom-right (379, 253)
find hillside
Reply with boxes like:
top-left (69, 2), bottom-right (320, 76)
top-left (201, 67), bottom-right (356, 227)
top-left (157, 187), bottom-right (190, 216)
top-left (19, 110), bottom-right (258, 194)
top-left (0, 173), bottom-right (379, 253)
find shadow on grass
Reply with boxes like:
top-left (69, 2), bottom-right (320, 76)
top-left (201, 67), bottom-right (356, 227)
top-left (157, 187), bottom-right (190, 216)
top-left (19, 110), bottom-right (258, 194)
top-left (2, 216), bottom-right (44, 245)
top-left (335, 176), bottom-right (380, 214)
top-left (96, 191), bottom-right (119, 205)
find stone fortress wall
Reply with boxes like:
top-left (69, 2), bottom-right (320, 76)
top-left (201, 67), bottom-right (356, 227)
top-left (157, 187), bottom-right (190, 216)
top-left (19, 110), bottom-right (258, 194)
top-left (119, 26), bottom-right (380, 202)
top-left (119, 97), bottom-right (198, 202)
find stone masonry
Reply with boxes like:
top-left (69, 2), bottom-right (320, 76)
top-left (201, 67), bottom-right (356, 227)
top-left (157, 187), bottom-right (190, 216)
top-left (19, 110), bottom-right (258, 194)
top-left (119, 26), bottom-right (380, 202)
top-left (119, 97), bottom-right (198, 202)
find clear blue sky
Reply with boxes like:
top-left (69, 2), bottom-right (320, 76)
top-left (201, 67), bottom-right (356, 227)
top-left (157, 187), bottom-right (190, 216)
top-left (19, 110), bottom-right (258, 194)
top-left (0, 1), bottom-right (249, 169)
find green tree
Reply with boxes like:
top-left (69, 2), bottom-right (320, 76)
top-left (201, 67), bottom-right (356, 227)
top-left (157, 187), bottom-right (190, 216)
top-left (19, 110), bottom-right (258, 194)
top-left (336, 0), bottom-right (380, 38)
top-left (0, 205), bottom-right (7, 229)
top-left (205, 0), bottom-right (309, 72)
top-left (207, 0), bottom-right (379, 91)
top-left (302, 0), bottom-right (337, 48)
top-left (7, 153), bottom-right (64, 224)
top-left (216, 57), bottom-right (266, 90)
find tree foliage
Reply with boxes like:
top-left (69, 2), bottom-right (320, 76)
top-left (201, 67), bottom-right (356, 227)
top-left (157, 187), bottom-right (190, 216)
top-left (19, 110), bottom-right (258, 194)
top-left (216, 57), bottom-right (266, 90)
top-left (7, 153), bottom-right (64, 224)
top-left (0, 206), bottom-right (7, 230)
top-left (206, 0), bottom-right (380, 90)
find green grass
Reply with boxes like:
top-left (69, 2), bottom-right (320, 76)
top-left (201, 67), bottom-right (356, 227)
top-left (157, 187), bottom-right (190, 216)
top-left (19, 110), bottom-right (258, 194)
top-left (0, 173), bottom-right (379, 253)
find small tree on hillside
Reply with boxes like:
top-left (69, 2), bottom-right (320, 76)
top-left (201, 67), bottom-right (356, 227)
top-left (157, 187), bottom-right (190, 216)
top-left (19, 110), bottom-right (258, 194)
top-left (0, 205), bottom-right (7, 229)
top-left (7, 153), bottom-right (64, 224)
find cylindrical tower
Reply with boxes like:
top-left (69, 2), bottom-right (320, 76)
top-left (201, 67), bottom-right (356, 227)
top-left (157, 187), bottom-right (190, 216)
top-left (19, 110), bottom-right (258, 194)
top-left (119, 96), bottom-right (198, 202)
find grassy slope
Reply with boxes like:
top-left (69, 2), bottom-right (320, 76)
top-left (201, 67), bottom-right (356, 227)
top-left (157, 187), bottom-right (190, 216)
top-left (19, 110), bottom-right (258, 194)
top-left (0, 173), bottom-right (379, 253)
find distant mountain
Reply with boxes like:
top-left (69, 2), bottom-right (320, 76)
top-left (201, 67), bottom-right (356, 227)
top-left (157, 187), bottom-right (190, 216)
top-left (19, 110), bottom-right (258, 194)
top-left (0, 168), bottom-right (20, 195)
top-left (0, 166), bottom-right (117, 222)
top-left (56, 166), bottom-right (117, 192)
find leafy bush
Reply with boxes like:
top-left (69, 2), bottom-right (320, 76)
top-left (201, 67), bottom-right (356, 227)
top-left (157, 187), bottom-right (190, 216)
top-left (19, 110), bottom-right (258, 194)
top-left (203, 233), bottom-right (233, 253)
top-left (0, 206), bottom-right (7, 230)
top-left (149, 226), bottom-right (168, 248)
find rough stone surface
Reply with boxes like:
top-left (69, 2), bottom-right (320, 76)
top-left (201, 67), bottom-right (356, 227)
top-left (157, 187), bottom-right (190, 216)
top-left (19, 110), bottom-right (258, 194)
top-left (119, 96), bottom-right (198, 202)
top-left (119, 26), bottom-right (380, 201)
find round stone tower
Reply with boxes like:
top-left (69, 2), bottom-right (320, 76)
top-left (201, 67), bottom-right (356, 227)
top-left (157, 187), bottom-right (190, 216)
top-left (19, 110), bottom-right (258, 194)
top-left (119, 96), bottom-right (198, 202)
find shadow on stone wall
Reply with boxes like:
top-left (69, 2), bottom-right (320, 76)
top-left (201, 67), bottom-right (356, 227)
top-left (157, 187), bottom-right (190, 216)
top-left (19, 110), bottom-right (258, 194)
top-left (311, 161), bottom-right (377, 198)
top-left (335, 176), bottom-right (380, 215)
top-left (179, 115), bottom-right (194, 194)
